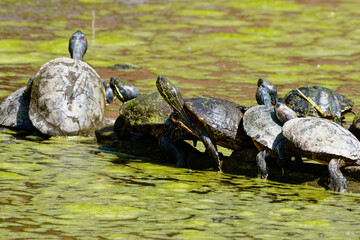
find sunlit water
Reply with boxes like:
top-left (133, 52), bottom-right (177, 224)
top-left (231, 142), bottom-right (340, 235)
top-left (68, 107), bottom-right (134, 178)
top-left (1, 0), bottom-right (360, 239)
top-left (1, 129), bottom-right (360, 239)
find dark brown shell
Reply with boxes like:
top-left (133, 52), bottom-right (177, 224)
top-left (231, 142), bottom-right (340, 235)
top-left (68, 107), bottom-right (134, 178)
top-left (185, 96), bottom-right (246, 149)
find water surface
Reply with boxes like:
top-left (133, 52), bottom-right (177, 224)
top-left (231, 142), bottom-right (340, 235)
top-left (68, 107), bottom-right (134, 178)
top-left (1, 0), bottom-right (360, 239)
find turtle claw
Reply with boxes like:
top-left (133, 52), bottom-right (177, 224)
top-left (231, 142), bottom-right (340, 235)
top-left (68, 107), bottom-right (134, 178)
top-left (329, 177), bottom-right (347, 192)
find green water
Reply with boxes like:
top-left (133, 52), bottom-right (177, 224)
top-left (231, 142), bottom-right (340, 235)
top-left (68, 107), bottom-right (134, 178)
top-left (1, 0), bottom-right (360, 239)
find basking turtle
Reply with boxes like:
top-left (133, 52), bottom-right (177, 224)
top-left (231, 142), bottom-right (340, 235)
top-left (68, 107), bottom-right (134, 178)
top-left (0, 85), bottom-right (34, 130)
top-left (257, 79), bottom-right (354, 124)
top-left (110, 76), bottom-right (195, 166)
top-left (256, 78), bottom-right (279, 106)
top-left (243, 80), bottom-right (299, 179)
top-left (275, 102), bottom-right (360, 192)
top-left (281, 85), bottom-right (354, 124)
top-left (69, 30), bottom-right (114, 104)
top-left (110, 77), bottom-right (171, 139)
top-left (0, 30), bottom-right (113, 133)
top-left (109, 77), bottom-right (140, 104)
top-left (156, 75), bottom-right (248, 171)
top-left (28, 31), bottom-right (106, 137)
top-left (243, 105), bottom-right (284, 179)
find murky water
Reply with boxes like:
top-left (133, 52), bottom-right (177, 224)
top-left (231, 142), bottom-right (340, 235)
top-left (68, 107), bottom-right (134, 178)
top-left (1, 0), bottom-right (360, 239)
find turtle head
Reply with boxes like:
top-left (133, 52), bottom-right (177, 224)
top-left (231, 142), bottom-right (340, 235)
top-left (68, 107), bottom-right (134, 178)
top-left (275, 103), bottom-right (298, 124)
top-left (256, 78), bottom-right (279, 106)
top-left (69, 30), bottom-right (88, 60)
top-left (156, 75), bottom-right (185, 115)
top-left (110, 77), bottom-right (141, 103)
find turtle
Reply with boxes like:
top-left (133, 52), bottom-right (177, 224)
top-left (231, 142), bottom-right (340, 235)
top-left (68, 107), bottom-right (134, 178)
top-left (28, 30), bottom-right (106, 137)
top-left (109, 77), bottom-right (141, 104)
top-left (110, 76), bottom-right (196, 166)
top-left (243, 105), bottom-right (284, 179)
top-left (0, 85), bottom-right (35, 130)
top-left (69, 30), bottom-right (114, 105)
top-left (256, 78), bottom-right (279, 107)
top-left (243, 80), bottom-right (299, 179)
top-left (0, 30), bottom-right (113, 133)
top-left (156, 75), bottom-right (249, 171)
top-left (257, 79), bottom-right (354, 124)
top-left (275, 102), bottom-right (360, 192)
top-left (280, 85), bottom-right (354, 124)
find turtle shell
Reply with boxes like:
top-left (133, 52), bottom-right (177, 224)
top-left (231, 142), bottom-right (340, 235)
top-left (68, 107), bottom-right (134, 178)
top-left (0, 86), bottom-right (35, 130)
top-left (282, 117), bottom-right (360, 162)
top-left (243, 105), bottom-right (283, 150)
top-left (281, 86), bottom-right (353, 119)
top-left (117, 91), bottom-right (173, 138)
top-left (29, 57), bottom-right (106, 137)
top-left (184, 96), bottom-right (246, 149)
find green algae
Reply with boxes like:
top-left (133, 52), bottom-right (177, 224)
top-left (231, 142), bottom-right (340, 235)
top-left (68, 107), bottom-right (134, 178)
top-left (176, 9), bottom-right (225, 17)
top-left (1, 0), bottom-right (360, 238)
top-left (227, 0), bottom-right (303, 11)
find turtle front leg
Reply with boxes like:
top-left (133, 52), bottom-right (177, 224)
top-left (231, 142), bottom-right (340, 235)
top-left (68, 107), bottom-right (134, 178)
top-left (159, 133), bottom-right (186, 167)
top-left (200, 134), bottom-right (221, 171)
top-left (256, 150), bottom-right (269, 179)
top-left (328, 158), bottom-right (347, 192)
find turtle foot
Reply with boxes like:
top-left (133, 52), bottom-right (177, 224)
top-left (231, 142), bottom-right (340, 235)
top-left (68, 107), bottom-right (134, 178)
top-left (329, 177), bottom-right (347, 192)
top-left (328, 158), bottom-right (347, 192)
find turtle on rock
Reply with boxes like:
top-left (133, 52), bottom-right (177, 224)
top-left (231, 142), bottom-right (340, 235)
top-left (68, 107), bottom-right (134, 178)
top-left (275, 102), bottom-right (360, 192)
top-left (156, 75), bottom-right (249, 171)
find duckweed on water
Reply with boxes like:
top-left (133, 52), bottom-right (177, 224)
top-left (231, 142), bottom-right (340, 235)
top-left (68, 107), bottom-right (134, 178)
top-left (1, 0), bottom-right (360, 238)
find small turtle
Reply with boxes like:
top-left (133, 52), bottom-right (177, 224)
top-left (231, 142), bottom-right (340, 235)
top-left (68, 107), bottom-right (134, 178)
top-left (28, 30), bottom-right (106, 136)
top-left (0, 85), bottom-right (34, 130)
top-left (281, 85), bottom-right (354, 124)
top-left (257, 79), bottom-right (354, 124)
top-left (156, 75), bottom-right (248, 171)
top-left (256, 78), bottom-right (279, 106)
top-left (109, 77), bottom-right (141, 104)
top-left (275, 102), bottom-right (360, 192)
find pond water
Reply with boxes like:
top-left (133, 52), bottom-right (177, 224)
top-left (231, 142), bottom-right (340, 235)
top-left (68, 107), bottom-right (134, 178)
top-left (1, 0), bottom-right (360, 239)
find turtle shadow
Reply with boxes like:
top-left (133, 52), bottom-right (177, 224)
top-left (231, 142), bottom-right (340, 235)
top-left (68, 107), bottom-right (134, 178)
top-left (95, 126), bottom-right (360, 192)
top-left (95, 126), bottom-right (214, 170)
